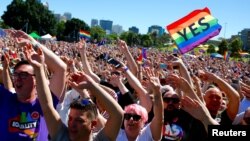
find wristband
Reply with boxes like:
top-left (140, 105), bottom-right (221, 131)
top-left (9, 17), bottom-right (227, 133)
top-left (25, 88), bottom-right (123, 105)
top-left (124, 67), bottom-right (129, 72)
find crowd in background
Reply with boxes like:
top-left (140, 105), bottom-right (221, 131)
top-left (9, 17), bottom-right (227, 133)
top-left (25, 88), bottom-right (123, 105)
top-left (0, 29), bottom-right (250, 141)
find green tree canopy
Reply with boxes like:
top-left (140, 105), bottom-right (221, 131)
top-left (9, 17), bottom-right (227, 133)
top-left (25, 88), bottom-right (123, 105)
top-left (1, 0), bottom-right (57, 34)
top-left (64, 18), bottom-right (89, 41)
top-left (90, 26), bottom-right (106, 42)
top-left (207, 44), bottom-right (217, 53)
top-left (218, 39), bottom-right (228, 54)
top-left (229, 37), bottom-right (243, 57)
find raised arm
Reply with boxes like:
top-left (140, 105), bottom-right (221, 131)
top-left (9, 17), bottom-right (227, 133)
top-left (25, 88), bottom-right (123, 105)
top-left (13, 30), bottom-right (67, 99)
top-left (24, 45), bottom-right (62, 138)
top-left (146, 69), bottom-right (164, 140)
top-left (78, 40), bottom-right (101, 83)
top-left (1, 53), bottom-right (14, 92)
top-left (69, 72), bottom-right (123, 141)
top-left (120, 63), bottom-right (152, 112)
top-left (199, 71), bottom-right (240, 120)
top-left (118, 40), bottom-right (138, 75)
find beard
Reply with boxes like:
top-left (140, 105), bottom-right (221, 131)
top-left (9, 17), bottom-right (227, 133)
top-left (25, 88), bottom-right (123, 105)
top-left (164, 108), bottom-right (180, 123)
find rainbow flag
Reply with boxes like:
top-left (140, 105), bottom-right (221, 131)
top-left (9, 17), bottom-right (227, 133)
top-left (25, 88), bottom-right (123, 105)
top-left (224, 51), bottom-right (231, 61)
top-left (79, 30), bottom-right (91, 39)
top-left (137, 48), bottom-right (147, 64)
top-left (166, 7), bottom-right (222, 54)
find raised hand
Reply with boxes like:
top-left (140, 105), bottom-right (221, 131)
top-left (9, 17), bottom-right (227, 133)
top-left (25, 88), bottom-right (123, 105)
top-left (198, 70), bottom-right (215, 81)
top-left (117, 40), bottom-right (128, 51)
top-left (78, 39), bottom-right (87, 52)
top-left (68, 72), bottom-right (96, 90)
top-left (5, 29), bottom-right (35, 42)
top-left (1, 52), bottom-right (10, 69)
top-left (145, 67), bottom-right (161, 95)
top-left (24, 44), bottom-right (44, 69)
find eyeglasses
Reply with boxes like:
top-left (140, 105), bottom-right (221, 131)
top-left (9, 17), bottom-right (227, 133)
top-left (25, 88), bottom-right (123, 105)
top-left (163, 97), bottom-right (180, 103)
top-left (124, 113), bottom-right (141, 121)
top-left (11, 72), bottom-right (35, 80)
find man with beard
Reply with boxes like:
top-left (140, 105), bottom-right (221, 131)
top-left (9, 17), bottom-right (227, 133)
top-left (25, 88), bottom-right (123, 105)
top-left (161, 85), bottom-right (208, 141)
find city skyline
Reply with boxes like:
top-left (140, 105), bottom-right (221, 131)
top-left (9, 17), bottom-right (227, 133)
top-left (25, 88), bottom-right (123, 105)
top-left (1, 0), bottom-right (250, 39)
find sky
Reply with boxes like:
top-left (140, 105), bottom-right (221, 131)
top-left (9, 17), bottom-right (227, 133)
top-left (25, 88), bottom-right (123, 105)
top-left (1, 0), bottom-right (250, 39)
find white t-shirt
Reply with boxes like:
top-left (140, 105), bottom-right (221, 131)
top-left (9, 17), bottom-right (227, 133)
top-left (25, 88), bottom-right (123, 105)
top-left (56, 89), bottom-right (80, 125)
top-left (116, 123), bottom-right (153, 141)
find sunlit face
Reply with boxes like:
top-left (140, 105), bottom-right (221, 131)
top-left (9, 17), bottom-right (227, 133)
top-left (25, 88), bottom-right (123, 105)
top-left (204, 88), bottom-right (223, 114)
top-left (124, 110), bottom-right (144, 138)
top-left (163, 92), bottom-right (180, 111)
top-left (68, 109), bottom-right (96, 141)
top-left (12, 64), bottom-right (36, 96)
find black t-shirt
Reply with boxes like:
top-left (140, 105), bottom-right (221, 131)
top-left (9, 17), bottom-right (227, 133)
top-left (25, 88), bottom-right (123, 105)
top-left (215, 110), bottom-right (232, 125)
top-left (162, 110), bottom-right (207, 141)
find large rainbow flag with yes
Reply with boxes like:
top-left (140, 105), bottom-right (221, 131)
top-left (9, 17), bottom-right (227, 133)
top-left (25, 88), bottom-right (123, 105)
top-left (166, 7), bottom-right (222, 54)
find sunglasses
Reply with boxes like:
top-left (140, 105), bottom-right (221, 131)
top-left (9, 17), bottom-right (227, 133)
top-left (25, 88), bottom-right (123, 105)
top-left (124, 113), bottom-right (141, 121)
top-left (163, 97), bottom-right (180, 103)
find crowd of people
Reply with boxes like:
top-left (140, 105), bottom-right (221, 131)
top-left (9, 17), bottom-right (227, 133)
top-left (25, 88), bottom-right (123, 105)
top-left (0, 28), bottom-right (250, 141)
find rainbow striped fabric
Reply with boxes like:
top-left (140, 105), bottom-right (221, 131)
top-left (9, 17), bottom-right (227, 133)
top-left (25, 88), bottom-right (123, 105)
top-left (166, 7), bottom-right (222, 54)
top-left (79, 30), bottom-right (91, 39)
top-left (224, 51), bottom-right (231, 61)
top-left (137, 48), bottom-right (147, 64)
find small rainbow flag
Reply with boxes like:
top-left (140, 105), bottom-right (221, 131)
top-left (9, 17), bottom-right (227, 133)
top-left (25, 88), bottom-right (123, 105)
top-left (224, 51), bottom-right (231, 61)
top-left (166, 7), bottom-right (222, 54)
top-left (137, 48), bottom-right (147, 64)
top-left (79, 30), bottom-right (91, 39)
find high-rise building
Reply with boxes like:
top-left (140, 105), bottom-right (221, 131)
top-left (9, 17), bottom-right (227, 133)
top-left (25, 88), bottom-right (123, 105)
top-left (112, 25), bottom-right (123, 35)
top-left (129, 26), bottom-right (139, 34)
top-left (99, 20), bottom-right (113, 34)
top-left (91, 19), bottom-right (98, 27)
top-left (60, 16), bottom-right (67, 22)
top-left (239, 28), bottom-right (250, 51)
top-left (63, 12), bottom-right (72, 21)
top-left (54, 14), bottom-right (61, 22)
top-left (148, 25), bottom-right (164, 36)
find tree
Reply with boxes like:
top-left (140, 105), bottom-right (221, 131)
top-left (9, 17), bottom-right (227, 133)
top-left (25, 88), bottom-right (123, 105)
top-left (218, 39), bottom-right (228, 55)
top-left (90, 26), bottom-right (106, 42)
top-left (55, 21), bottom-right (66, 41)
top-left (0, 19), bottom-right (9, 28)
top-left (1, 0), bottom-right (57, 34)
top-left (126, 32), bottom-right (139, 47)
top-left (140, 34), bottom-right (153, 47)
top-left (106, 33), bottom-right (118, 44)
top-left (64, 18), bottom-right (90, 41)
top-left (207, 44), bottom-right (217, 53)
top-left (229, 37), bottom-right (243, 57)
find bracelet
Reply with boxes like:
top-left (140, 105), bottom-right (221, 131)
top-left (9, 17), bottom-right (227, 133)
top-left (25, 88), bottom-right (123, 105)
top-left (124, 67), bottom-right (129, 72)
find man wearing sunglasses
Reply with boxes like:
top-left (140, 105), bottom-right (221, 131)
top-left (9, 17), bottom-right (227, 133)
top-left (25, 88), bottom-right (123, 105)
top-left (161, 85), bottom-right (207, 141)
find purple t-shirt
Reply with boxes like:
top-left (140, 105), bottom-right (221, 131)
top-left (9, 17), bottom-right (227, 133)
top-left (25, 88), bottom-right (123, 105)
top-left (0, 85), bottom-right (59, 141)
